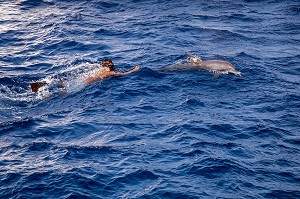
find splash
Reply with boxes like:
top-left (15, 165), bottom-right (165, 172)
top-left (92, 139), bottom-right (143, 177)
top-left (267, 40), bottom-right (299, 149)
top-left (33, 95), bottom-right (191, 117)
top-left (1, 62), bottom-right (103, 105)
top-left (35, 62), bottom-right (102, 99)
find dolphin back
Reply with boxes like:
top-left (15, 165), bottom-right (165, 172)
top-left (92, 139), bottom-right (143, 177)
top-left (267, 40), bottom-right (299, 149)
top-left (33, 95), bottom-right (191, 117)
top-left (163, 63), bottom-right (201, 71)
top-left (163, 55), bottom-right (241, 77)
top-left (164, 61), bottom-right (231, 72)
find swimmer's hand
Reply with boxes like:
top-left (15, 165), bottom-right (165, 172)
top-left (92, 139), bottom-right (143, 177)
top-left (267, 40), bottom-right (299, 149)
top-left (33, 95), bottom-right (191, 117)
top-left (134, 66), bottom-right (140, 71)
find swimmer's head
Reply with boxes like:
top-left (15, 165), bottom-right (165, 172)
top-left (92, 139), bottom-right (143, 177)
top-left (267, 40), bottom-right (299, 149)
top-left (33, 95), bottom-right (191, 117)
top-left (101, 59), bottom-right (115, 71)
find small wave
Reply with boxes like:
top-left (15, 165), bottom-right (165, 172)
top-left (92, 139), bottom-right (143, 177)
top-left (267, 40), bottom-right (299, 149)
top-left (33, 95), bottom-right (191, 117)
top-left (182, 149), bottom-right (206, 157)
top-left (104, 169), bottom-right (159, 195)
top-left (149, 190), bottom-right (203, 199)
top-left (179, 98), bottom-right (205, 108)
top-left (233, 52), bottom-right (261, 60)
top-left (95, 1), bottom-right (120, 10)
top-left (62, 145), bottom-right (116, 156)
top-left (191, 141), bottom-right (238, 149)
top-left (60, 145), bottom-right (115, 154)
top-left (290, 4), bottom-right (300, 15)
top-left (283, 137), bottom-right (300, 146)
top-left (263, 190), bottom-right (300, 199)
top-left (18, 0), bottom-right (55, 10)
top-left (210, 123), bottom-right (239, 135)
top-left (94, 28), bottom-right (121, 36)
top-left (226, 13), bottom-right (262, 23)
top-left (175, 25), bottom-right (251, 42)
top-left (245, 124), bottom-right (284, 139)
top-left (43, 39), bottom-right (83, 51)
top-left (0, 116), bottom-right (44, 134)
top-left (25, 140), bottom-right (54, 151)
top-left (186, 157), bottom-right (252, 178)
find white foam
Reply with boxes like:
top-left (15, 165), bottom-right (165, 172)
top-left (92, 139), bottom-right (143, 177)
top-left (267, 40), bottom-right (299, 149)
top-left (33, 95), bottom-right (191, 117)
top-left (2, 62), bottom-right (103, 103)
top-left (37, 62), bottom-right (104, 96)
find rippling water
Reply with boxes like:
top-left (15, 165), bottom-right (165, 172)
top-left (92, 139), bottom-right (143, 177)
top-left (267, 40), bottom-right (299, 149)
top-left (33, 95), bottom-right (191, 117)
top-left (1, 0), bottom-right (299, 198)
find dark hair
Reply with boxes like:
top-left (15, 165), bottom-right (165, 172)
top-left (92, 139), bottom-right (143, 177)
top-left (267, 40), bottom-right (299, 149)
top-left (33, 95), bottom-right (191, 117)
top-left (102, 59), bottom-right (114, 71)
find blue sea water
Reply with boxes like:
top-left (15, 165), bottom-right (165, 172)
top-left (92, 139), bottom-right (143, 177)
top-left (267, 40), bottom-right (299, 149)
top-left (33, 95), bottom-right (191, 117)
top-left (0, 0), bottom-right (300, 198)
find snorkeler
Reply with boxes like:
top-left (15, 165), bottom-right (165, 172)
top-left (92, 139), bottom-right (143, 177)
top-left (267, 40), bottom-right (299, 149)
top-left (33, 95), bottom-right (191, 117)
top-left (30, 59), bottom-right (140, 93)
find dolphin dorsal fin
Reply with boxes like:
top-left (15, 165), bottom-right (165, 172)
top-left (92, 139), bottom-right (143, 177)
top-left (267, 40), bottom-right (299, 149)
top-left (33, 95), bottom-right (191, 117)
top-left (187, 54), bottom-right (203, 62)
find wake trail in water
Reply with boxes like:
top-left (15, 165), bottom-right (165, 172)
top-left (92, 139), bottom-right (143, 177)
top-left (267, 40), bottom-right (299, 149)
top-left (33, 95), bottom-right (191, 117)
top-left (1, 62), bottom-right (102, 104)
top-left (0, 61), bottom-right (104, 124)
top-left (34, 62), bottom-right (102, 99)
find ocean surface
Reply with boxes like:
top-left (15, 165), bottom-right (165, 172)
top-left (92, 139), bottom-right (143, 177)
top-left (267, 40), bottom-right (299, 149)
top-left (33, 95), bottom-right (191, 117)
top-left (0, 0), bottom-right (299, 198)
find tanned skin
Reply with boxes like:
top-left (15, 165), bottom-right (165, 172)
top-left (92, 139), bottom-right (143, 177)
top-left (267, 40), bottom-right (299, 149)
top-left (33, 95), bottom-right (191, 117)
top-left (85, 65), bottom-right (140, 84)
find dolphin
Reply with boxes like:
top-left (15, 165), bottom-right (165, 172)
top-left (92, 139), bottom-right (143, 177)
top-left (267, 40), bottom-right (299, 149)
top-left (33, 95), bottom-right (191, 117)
top-left (165, 54), bottom-right (241, 78)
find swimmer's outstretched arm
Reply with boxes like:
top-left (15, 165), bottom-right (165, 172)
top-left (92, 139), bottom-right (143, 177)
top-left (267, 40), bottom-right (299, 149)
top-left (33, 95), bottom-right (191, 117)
top-left (114, 66), bottom-right (140, 75)
top-left (85, 66), bottom-right (140, 84)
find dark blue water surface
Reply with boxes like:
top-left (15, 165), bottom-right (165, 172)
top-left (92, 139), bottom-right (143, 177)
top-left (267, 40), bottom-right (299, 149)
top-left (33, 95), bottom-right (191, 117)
top-left (1, 0), bottom-right (300, 198)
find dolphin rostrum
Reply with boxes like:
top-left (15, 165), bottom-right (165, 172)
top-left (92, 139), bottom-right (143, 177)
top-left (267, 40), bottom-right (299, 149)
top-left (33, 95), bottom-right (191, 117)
top-left (165, 54), bottom-right (241, 78)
